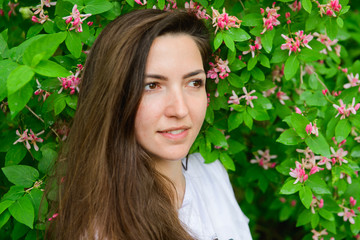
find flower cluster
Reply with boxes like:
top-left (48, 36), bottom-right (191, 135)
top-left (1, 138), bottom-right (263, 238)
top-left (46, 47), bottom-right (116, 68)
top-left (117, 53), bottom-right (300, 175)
top-left (207, 56), bottom-right (230, 83)
top-left (333, 97), bottom-right (360, 119)
top-left (211, 7), bottom-right (241, 33)
top-left (31, 0), bottom-right (56, 24)
top-left (276, 88), bottom-right (290, 105)
top-left (34, 79), bottom-right (51, 102)
top-left (281, 30), bottom-right (313, 55)
top-left (306, 122), bottom-right (319, 137)
top-left (317, 0), bottom-right (342, 18)
top-left (289, 161), bottom-right (308, 184)
top-left (310, 196), bottom-right (324, 214)
top-left (289, 0), bottom-right (301, 12)
top-left (250, 149), bottom-right (277, 170)
top-left (338, 197), bottom-right (358, 224)
top-left (313, 32), bottom-right (340, 56)
top-left (13, 129), bottom-right (44, 151)
top-left (58, 64), bottom-right (83, 94)
top-left (63, 5), bottom-right (91, 32)
top-left (242, 37), bottom-right (262, 58)
top-left (260, 2), bottom-right (281, 34)
top-left (185, 0), bottom-right (209, 19)
top-left (311, 229), bottom-right (328, 240)
top-left (343, 73), bottom-right (360, 90)
top-left (228, 87), bottom-right (258, 108)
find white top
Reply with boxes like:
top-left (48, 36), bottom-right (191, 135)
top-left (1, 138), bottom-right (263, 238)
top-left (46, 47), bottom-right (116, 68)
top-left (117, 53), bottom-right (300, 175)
top-left (178, 153), bottom-right (252, 240)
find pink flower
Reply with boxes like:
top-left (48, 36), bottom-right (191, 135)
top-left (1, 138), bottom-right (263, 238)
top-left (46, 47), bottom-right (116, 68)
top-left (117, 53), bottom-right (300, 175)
top-left (134, 0), bottom-right (147, 5)
top-left (322, 89), bottom-right (328, 95)
top-left (311, 229), bottom-right (328, 240)
top-left (261, 2), bottom-right (281, 34)
top-left (211, 7), bottom-right (241, 33)
top-left (272, 64), bottom-right (284, 82)
top-left (310, 196), bottom-right (324, 214)
top-left (344, 73), bottom-right (360, 89)
top-left (313, 32), bottom-right (338, 55)
top-left (295, 107), bottom-right (302, 114)
top-left (13, 129), bottom-right (31, 150)
top-left (58, 65), bottom-right (82, 94)
top-left (239, 87), bottom-right (258, 108)
top-left (317, 0), bottom-right (342, 17)
top-left (250, 149), bottom-right (277, 170)
top-left (243, 37), bottom-right (262, 58)
top-left (185, 0), bottom-right (209, 20)
top-left (48, 213), bottom-right (59, 221)
top-left (281, 31), bottom-right (313, 56)
top-left (28, 129), bottom-right (45, 151)
top-left (330, 146), bottom-right (348, 165)
top-left (289, 161), bottom-right (309, 184)
top-left (340, 172), bottom-right (352, 184)
top-left (289, 0), bottom-right (301, 12)
top-left (306, 122), bottom-right (319, 137)
top-left (350, 197), bottom-right (357, 207)
top-left (318, 157), bottom-right (333, 170)
top-left (333, 98), bottom-right (360, 119)
top-left (207, 56), bottom-right (230, 83)
top-left (87, 21), bottom-right (93, 26)
top-left (276, 89), bottom-right (290, 105)
top-left (62, 5), bottom-right (91, 32)
top-left (34, 79), bottom-right (51, 102)
top-left (228, 90), bottom-right (240, 105)
top-left (338, 208), bottom-right (356, 224)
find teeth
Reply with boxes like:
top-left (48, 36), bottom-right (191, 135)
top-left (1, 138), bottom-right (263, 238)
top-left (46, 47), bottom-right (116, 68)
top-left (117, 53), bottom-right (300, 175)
top-left (165, 129), bottom-right (185, 134)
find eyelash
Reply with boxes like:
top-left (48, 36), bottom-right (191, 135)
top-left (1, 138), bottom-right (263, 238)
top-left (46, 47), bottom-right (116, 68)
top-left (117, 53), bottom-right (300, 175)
top-left (144, 79), bottom-right (205, 91)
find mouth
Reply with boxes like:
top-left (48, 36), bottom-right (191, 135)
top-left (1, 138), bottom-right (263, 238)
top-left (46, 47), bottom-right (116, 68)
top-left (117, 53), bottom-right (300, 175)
top-left (158, 127), bottom-right (190, 140)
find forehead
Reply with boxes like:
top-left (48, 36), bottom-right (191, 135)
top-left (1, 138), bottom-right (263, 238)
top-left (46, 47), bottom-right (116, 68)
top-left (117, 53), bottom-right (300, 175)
top-left (145, 34), bottom-right (204, 74)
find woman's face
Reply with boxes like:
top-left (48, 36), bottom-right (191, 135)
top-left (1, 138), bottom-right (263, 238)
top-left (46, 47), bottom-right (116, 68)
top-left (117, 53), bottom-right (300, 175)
top-left (135, 34), bottom-right (207, 163)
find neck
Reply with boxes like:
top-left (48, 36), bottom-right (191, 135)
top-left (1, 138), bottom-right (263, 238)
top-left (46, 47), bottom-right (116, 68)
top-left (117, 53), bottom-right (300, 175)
top-left (155, 158), bottom-right (186, 209)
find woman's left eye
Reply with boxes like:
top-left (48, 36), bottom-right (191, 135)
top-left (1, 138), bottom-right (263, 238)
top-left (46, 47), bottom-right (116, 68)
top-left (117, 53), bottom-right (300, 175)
top-left (188, 79), bottom-right (204, 88)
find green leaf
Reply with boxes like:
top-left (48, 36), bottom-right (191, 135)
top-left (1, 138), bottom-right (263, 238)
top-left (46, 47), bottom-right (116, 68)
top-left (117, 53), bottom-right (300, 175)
top-left (279, 179), bottom-right (302, 195)
top-left (2, 165), bottom-right (39, 188)
top-left (125, 0), bottom-right (134, 7)
top-left (33, 60), bottom-right (70, 77)
top-left (84, 0), bottom-right (113, 14)
top-left (251, 67), bottom-right (265, 81)
top-left (157, 0), bottom-right (165, 10)
top-left (28, 188), bottom-right (47, 221)
top-left (66, 95), bottom-right (78, 110)
top-left (337, 17), bottom-right (344, 28)
top-left (271, 48), bottom-right (288, 63)
top-left (296, 209), bottom-right (312, 227)
top-left (0, 200), bottom-right (14, 215)
top-left (65, 31), bottom-right (82, 58)
top-left (228, 73), bottom-right (244, 88)
top-left (241, 13), bottom-right (263, 27)
top-left (284, 54), bottom-right (299, 80)
top-left (11, 221), bottom-right (29, 240)
top-left (247, 107), bottom-right (269, 121)
top-left (0, 210), bottom-right (11, 229)
top-left (226, 28), bottom-right (250, 42)
top-left (2, 186), bottom-right (25, 202)
top-left (228, 111), bottom-right (243, 132)
top-left (247, 56), bottom-right (257, 71)
top-left (261, 29), bottom-right (275, 53)
top-left (351, 215), bottom-right (360, 235)
top-left (259, 54), bottom-right (270, 68)
top-left (301, 0), bottom-right (312, 13)
top-left (213, 32), bottom-right (223, 50)
top-left (5, 144), bottom-right (27, 166)
top-left (39, 147), bottom-right (58, 174)
top-left (0, 60), bottom-right (18, 101)
top-left (245, 188), bottom-right (254, 203)
top-left (8, 83), bottom-right (33, 119)
top-left (326, 18), bottom-right (338, 40)
top-left (26, 25), bottom-right (43, 39)
top-left (206, 127), bottom-right (228, 148)
top-left (8, 196), bottom-right (34, 229)
top-left (311, 212), bottom-right (319, 228)
top-left (212, 0), bottom-right (224, 9)
top-left (305, 174), bottom-right (331, 194)
top-left (243, 111), bottom-right (253, 129)
top-left (219, 152), bottom-right (235, 171)
top-left (223, 33), bottom-right (235, 52)
top-left (277, 129), bottom-right (303, 145)
top-left (319, 208), bottom-right (334, 221)
top-left (326, 116), bottom-right (339, 139)
top-left (335, 119), bottom-right (351, 142)
top-left (320, 219), bottom-right (336, 234)
top-left (7, 65), bottom-right (34, 95)
top-left (291, 113), bottom-right (309, 139)
top-left (54, 97), bottom-right (66, 115)
top-left (305, 134), bottom-right (331, 158)
top-left (229, 58), bottom-right (246, 71)
top-left (299, 185), bottom-right (312, 209)
top-left (23, 32), bottom-right (67, 67)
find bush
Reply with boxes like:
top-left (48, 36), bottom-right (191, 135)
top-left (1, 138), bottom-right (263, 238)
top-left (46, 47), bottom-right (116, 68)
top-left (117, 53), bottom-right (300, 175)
top-left (0, 0), bottom-right (360, 239)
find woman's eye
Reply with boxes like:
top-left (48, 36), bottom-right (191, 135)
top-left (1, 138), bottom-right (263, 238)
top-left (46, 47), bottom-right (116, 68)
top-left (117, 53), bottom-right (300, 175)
top-left (189, 79), bottom-right (204, 88)
top-left (144, 82), bottom-right (159, 91)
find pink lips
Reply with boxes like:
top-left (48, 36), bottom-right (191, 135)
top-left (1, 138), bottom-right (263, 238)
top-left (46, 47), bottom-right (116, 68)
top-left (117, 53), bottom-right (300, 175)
top-left (158, 127), bottom-right (190, 140)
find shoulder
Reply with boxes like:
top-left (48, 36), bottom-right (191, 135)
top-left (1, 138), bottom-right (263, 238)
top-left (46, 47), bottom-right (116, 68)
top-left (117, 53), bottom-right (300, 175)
top-left (185, 153), bottom-right (228, 180)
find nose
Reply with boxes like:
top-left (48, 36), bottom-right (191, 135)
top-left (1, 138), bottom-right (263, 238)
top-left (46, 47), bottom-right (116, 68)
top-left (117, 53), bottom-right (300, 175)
top-left (164, 88), bottom-right (189, 119)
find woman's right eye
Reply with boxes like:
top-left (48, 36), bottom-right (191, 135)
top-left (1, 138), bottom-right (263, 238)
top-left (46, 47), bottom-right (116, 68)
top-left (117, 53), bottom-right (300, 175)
top-left (144, 82), bottom-right (160, 91)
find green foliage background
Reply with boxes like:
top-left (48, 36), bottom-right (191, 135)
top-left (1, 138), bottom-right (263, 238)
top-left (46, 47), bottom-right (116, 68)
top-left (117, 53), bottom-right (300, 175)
top-left (1, 0), bottom-right (360, 239)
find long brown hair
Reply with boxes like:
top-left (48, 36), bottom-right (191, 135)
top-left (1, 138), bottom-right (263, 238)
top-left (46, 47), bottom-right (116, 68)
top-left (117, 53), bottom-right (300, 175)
top-left (47, 9), bottom-right (210, 240)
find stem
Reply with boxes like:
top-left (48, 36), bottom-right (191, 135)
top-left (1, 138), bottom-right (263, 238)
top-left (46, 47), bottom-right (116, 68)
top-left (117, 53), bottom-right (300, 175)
top-left (25, 105), bottom-right (62, 141)
top-left (300, 65), bottom-right (304, 88)
top-left (313, 72), bottom-right (336, 105)
top-left (238, 0), bottom-right (245, 10)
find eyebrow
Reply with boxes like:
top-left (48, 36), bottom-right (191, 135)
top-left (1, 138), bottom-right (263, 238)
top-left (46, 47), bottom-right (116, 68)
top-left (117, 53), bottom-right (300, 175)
top-left (145, 69), bottom-right (205, 80)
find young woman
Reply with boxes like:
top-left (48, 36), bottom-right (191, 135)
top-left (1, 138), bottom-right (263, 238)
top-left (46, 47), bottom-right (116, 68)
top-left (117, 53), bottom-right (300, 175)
top-left (48, 9), bottom-right (252, 240)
